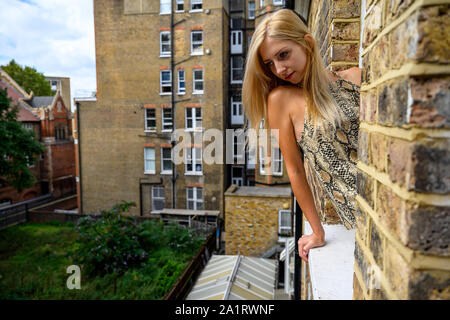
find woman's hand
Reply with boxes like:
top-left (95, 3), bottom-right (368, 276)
top-left (297, 232), bottom-right (326, 263)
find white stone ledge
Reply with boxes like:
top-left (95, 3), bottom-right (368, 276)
top-left (305, 222), bottom-right (355, 300)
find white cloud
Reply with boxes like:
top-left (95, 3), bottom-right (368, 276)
top-left (0, 0), bottom-right (96, 110)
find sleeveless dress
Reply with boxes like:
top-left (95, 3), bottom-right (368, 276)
top-left (296, 72), bottom-right (360, 229)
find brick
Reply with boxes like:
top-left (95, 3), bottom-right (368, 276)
top-left (405, 202), bottom-right (450, 256)
top-left (331, 22), bottom-right (360, 41)
top-left (370, 286), bottom-right (388, 300)
top-left (355, 202), bottom-right (368, 245)
top-left (332, 43), bottom-right (359, 62)
top-left (386, 0), bottom-right (415, 24)
top-left (376, 183), bottom-right (405, 242)
top-left (357, 170), bottom-right (374, 209)
top-left (384, 242), bottom-right (412, 299)
top-left (410, 77), bottom-right (450, 128)
top-left (387, 138), bottom-right (411, 186)
top-left (360, 90), bottom-right (377, 123)
top-left (353, 272), bottom-right (365, 300)
top-left (331, 0), bottom-right (360, 19)
top-left (354, 240), bottom-right (373, 296)
top-left (369, 221), bottom-right (384, 270)
top-left (370, 133), bottom-right (387, 172)
top-left (369, 35), bottom-right (389, 81)
top-left (409, 142), bottom-right (450, 194)
top-left (378, 79), bottom-right (409, 126)
top-left (357, 131), bottom-right (369, 164)
top-left (408, 269), bottom-right (450, 300)
top-left (363, 1), bottom-right (383, 47)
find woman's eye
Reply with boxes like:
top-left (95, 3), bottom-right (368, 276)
top-left (280, 51), bottom-right (288, 58)
top-left (266, 61), bottom-right (273, 67)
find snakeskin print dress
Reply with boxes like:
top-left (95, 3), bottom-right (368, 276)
top-left (297, 72), bottom-right (360, 229)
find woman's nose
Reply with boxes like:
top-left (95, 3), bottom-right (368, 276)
top-left (274, 61), bottom-right (286, 75)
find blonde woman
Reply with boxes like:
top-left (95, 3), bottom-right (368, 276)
top-left (243, 9), bottom-right (362, 263)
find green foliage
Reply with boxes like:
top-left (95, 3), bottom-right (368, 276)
top-left (0, 88), bottom-right (44, 191)
top-left (1, 60), bottom-right (53, 96)
top-left (72, 201), bottom-right (146, 276)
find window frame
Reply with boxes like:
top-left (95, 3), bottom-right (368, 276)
top-left (191, 30), bottom-right (204, 55)
top-left (185, 107), bottom-right (202, 131)
top-left (185, 147), bottom-right (203, 175)
top-left (248, 1), bottom-right (255, 20)
top-left (152, 186), bottom-right (165, 211)
top-left (273, 0), bottom-right (284, 6)
top-left (186, 187), bottom-right (203, 210)
top-left (144, 147), bottom-right (156, 174)
top-left (278, 209), bottom-right (292, 235)
top-left (190, 0), bottom-right (203, 12)
top-left (162, 108), bottom-right (173, 132)
top-left (230, 56), bottom-right (244, 84)
top-left (160, 31), bottom-right (171, 57)
top-left (160, 69), bottom-right (172, 95)
top-left (178, 69), bottom-right (186, 95)
top-left (231, 96), bottom-right (244, 125)
top-left (160, 0), bottom-right (171, 14)
top-left (192, 68), bottom-right (204, 94)
top-left (231, 30), bottom-right (243, 54)
top-left (272, 146), bottom-right (283, 176)
top-left (145, 108), bottom-right (157, 132)
top-left (176, 0), bottom-right (184, 12)
top-left (161, 147), bottom-right (173, 174)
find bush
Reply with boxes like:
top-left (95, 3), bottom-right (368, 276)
top-left (72, 201), bottom-right (147, 276)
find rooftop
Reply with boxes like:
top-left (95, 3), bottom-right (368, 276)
top-left (225, 185), bottom-right (292, 198)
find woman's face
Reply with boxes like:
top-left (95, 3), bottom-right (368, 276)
top-left (259, 36), bottom-right (309, 85)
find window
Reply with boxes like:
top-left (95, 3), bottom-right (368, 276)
top-left (273, 0), bottom-right (284, 5)
top-left (55, 125), bottom-right (66, 140)
top-left (272, 147), bottom-right (283, 175)
top-left (259, 146), bottom-right (283, 175)
top-left (178, 69), bottom-right (185, 94)
top-left (160, 31), bottom-right (170, 56)
top-left (190, 0), bottom-right (202, 11)
top-left (160, 70), bottom-right (172, 94)
top-left (162, 108), bottom-right (173, 131)
top-left (176, 0), bottom-right (184, 11)
top-left (185, 107), bottom-right (202, 131)
top-left (231, 30), bottom-right (243, 54)
top-left (187, 187), bottom-right (203, 210)
top-left (248, 2), bottom-right (255, 19)
top-left (193, 69), bottom-right (204, 94)
top-left (160, 0), bottom-right (171, 14)
top-left (152, 186), bottom-right (165, 211)
top-left (232, 166), bottom-right (243, 186)
top-left (48, 79), bottom-right (60, 93)
top-left (161, 147), bottom-right (173, 174)
top-left (191, 31), bottom-right (203, 55)
top-left (279, 210), bottom-right (292, 235)
top-left (145, 109), bottom-right (156, 131)
top-left (144, 147), bottom-right (155, 174)
top-left (260, 0), bottom-right (264, 7)
top-left (185, 147), bottom-right (202, 174)
top-left (23, 123), bottom-right (33, 131)
top-left (233, 132), bottom-right (245, 163)
top-left (231, 56), bottom-right (244, 84)
top-left (231, 96), bottom-right (244, 125)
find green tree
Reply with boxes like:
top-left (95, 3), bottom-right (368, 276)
top-left (1, 60), bottom-right (53, 96)
top-left (0, 88), bottom-right (44, 192)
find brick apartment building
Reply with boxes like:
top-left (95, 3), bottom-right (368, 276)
top-left (0, 68), bottom-right (76, 205)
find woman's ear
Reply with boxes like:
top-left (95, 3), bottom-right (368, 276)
top-left (304, 34), bottom-right (314, 50)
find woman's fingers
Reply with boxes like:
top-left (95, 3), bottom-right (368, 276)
top-left (297, 237), bottom-right (309, 263)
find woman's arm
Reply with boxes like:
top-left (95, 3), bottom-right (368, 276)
top-left (266, 87), bottom-right (325, 263)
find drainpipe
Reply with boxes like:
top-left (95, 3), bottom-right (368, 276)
top-left (170, 4), bottom-right (177, 209)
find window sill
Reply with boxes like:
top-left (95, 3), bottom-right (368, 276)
top-left (185, 128), bottom-right (204, 132)
top-left (144, 171), bottom-right (156, 175)
top-left (304, 221), bottom-right (355, 300)
top-left (160, 54), bottom-right (171, 58)
top-left (144, 130), bottom-right (157, 133)
top-left (161, 171), bottom-right (173, 175)
top-left (185, 172), bottom-right (203, 176)
top-left (189, 9), bottom-right (203, 13)
top-left (192, 91), bottom-right (204, 95)
top-left (231, 80), bottom-right (243, 84)
top-left (190, 52), bottom-right (204, 56)
top-left (160, 93), bottom-right (172, 96)
top-left (177, 92), bottom-right (186, 95)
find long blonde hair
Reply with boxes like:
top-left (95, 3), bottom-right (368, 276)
top-left (242, 9), bottom-right (342, 133)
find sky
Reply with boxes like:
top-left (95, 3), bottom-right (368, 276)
top-left (0, 0), bottom-right (96, 111)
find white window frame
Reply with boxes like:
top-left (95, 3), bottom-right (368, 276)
top-left (160, 31), bottom-right (171, 57)
top-left (231, 30), bottom-right (243, 54)
top-left (162, 108), bottom-right (173, 132)
top-left (161, 147), bottom-right (173, 174)
top-left (176, 0), bottom-right (184, 12)
top-left (193, 69), bottom-right (204, 94)
top-left (233, 134), bottom-right (245, 163)
top-left (152, 186), bottom-right (165, 211)
top-left (185, 147), bottom-right (202, 175)
top-left (230, 56), bottom-right (244, 84)
top-left (160, 70), bottom-right (172, 95)
top-left (191, 30), bottom-right (203, 55)
top-left (272, 147), bottom-right (283, 176)
top-left (185, 107), bottom-right (202, 131)
top-left (278, 209), bottom-right (292, 234)
top-left (186, 187), bottom-right (203, 210)
top-left (231, 96), bottom-right (244, 125)
top-left (178, 69), bottom-right (186, 95)
top-left (23, 123), bottom-right (33, 131)
top-left (145, 108), bottom-right (156, 132)
top-left (190, 0), bottom-right (203, 12)
top-left (260, 0), bottom-right (264, 7)
top-left (248, 2), bottom-right (255, 20)
top-left (144, 147), bottom-right (156, 174)
top-left (160, 0), bottom-right (171, 14)
top-left (273, 0), bottom-right (284, 6)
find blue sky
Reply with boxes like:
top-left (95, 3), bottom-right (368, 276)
top-left (0, 0), bottom-right (96, 110)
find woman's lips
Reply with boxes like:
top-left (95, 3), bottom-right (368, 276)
top-left (285, 72), bottom-right (294, 80)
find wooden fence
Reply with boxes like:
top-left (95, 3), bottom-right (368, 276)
top-left (164, 229), bottom-right (217, 300)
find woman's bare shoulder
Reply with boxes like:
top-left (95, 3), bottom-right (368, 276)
top-left (267, 86), bottom-right (306, 128)
top-left (338, 67), bottom-right (362, 87)
top-left (268, 85), bottom-right (305, 105)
